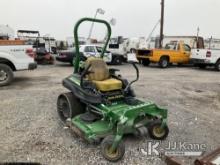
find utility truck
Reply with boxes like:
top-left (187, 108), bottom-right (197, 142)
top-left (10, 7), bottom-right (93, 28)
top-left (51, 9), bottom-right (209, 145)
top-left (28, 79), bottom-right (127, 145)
top-left (108, 36), bottom-right (148, 62)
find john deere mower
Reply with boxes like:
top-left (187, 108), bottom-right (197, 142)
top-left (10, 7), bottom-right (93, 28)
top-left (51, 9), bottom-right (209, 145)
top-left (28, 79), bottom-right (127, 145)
top-left (57, 18), bottom-right (169, 162)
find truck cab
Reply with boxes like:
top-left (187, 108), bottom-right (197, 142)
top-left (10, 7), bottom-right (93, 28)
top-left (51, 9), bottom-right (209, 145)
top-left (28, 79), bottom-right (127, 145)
top-left (163, 41), bottom-right (191, 63)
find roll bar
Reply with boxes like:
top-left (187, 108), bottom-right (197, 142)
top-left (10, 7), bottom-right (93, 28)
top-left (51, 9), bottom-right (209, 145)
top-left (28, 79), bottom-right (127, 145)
top-left (73, 17), bottom-right (112, 73)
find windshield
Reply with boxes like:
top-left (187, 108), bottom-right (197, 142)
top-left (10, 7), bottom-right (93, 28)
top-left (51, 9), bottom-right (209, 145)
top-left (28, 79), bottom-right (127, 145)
top-left (96, 46), bottom-right (110, 53)
top-left (164, 43), bottom-right (177, 50)
top-left (96, 46), bottom-right (102, 53)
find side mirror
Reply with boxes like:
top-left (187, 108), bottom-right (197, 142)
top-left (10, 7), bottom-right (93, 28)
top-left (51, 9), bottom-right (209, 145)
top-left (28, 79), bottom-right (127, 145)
top-left (127, 53), bottom-right (138, 63)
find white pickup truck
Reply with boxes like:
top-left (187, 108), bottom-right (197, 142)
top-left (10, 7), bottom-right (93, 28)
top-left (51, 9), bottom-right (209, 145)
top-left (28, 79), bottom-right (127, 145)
top-left (191, 49), bottom-right (220, 71)
top-left (0, 45), bottom-right (37, 86)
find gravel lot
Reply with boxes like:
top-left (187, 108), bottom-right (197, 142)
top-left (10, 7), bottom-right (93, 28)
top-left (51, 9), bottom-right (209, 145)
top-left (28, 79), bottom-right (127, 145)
top-left (0, 63), bottom-right (220, 165)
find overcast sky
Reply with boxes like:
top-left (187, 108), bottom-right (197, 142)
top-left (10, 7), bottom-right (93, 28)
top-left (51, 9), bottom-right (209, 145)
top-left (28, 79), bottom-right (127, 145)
top-left (1, 0), bottom-right (220, 40)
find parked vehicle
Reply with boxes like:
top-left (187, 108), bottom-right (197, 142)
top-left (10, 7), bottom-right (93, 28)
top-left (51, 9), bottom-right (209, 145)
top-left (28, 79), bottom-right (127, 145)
top-left (191, 48), bottom-right (220, 71)
top-left (0, 40), bottom-right (37, 86)
top-left (35, 47), bottom-right (54, 65)
top-left (17, 30), bottom-right (56, 64)
top-left (17, 30), bottom-right (57, 53)
top-left (136, 41), bottom-right (191, 68)
top-left (108, 36), bottom-right (148, 60)
top-left (108, 36), bottom-right (127, 59)
top-left (56, 45), bottom-right (122, 65)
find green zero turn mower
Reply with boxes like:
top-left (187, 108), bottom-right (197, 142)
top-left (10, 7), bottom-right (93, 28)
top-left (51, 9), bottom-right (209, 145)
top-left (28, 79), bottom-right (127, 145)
top-left (57, 18), bottom-right (169, 162)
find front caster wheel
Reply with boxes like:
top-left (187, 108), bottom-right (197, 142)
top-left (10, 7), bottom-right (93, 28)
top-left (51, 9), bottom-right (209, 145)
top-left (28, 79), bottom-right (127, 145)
top-left (148, 120), bottom-right (169, 140)
top-left (101, 135), bottom-right (125, 162)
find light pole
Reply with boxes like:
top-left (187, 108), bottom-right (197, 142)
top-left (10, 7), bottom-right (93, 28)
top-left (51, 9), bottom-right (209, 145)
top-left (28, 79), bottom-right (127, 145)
top-left (104, 18), bottom-right (116, 41)
top-left (87, 8), bottom-right (105, 41)
top-left (159, 0), bottom-right (164, 48)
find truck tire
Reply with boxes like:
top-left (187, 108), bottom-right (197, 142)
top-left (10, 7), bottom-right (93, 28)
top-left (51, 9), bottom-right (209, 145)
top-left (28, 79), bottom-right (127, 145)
top-left (112, 56), bottom-right (122, 65)
top-left (0, 64), bottom-right (14, 87)
top-left (142, 59), bottom-right (150, 66)
top-left (159, 56), bottom-right (169, 68)
top-left (215, 60), bottom-right (220, 71)
top-left (198, 64), bottom-right (206, 69)
top-left (130, 48), bottom-right (136, 53)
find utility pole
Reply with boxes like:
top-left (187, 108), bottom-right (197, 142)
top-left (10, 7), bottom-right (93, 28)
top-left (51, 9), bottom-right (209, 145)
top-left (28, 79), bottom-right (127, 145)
top-left (159, 0), bottom-right (164, 48)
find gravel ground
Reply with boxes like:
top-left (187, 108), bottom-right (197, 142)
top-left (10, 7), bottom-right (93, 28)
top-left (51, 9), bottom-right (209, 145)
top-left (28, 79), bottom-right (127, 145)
top-left (0, 62), bottom-right (220, 165)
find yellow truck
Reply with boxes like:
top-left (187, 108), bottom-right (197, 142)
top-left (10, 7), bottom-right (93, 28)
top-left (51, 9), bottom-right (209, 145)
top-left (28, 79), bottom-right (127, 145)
top-left (136, 41), bottom-right (191, 68)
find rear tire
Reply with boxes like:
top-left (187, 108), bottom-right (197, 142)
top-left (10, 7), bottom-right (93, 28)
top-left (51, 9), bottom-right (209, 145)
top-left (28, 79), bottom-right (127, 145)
top-left (57, 92), bottom-right (85, 123)
top-left (0, 64), bottom-right (14, 87)
top-left (159, 56), bottom-right (169, 68)
top-left (142, 59), bottom-right (150, 66)
top-left (198, 64), bottom-right (206, 69)
top-left (112, 56), bottom-right (122, 65)
top-left (177, 63), bottom-right (183, 67)
top-left (215, 60), bottom-right (220, 71)
top-left (130, 48), bottom-right (136, 53)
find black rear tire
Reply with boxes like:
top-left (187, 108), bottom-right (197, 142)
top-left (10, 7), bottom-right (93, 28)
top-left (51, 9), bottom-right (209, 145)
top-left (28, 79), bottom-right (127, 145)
top-left (142, 59), bottom-right (150, 66)
top-left (159, 57), bottom-right (169, 68)
top-left (148, 120), bottom-right (169, 140)
top-left (198, 64), bottom-right (206, 69)
top-left (177, 63), bottom-right (183, 67)
top-left (215, 60), bottom-right (220, 71)
top-left (0, 64), bottom-right (14, 87)
top-left (112, 56), bottom-right (122, 65)
top-left (57, 92), bottom-right (85, 123)
top-left (101, 135), bottom-right (125, 162)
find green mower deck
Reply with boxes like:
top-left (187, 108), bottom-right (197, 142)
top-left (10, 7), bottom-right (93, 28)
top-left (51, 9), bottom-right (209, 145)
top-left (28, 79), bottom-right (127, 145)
top-left (70, 100), bottom-right (167, 142)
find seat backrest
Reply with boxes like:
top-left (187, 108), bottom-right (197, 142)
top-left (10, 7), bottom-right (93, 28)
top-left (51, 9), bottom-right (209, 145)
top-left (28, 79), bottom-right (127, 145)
top-left (85, 57), bottom-right (109, 81)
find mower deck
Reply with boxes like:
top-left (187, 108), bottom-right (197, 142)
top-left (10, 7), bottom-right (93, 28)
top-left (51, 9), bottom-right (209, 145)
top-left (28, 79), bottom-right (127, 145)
top-left (70, 100), bottom-right (167, 142)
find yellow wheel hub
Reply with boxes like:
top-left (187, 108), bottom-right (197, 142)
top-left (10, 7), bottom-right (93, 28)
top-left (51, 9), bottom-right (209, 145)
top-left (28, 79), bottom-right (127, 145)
top-left (153, 126), bottom-right (165, 137)
top-left (105, 146), bottom-right (119, 158)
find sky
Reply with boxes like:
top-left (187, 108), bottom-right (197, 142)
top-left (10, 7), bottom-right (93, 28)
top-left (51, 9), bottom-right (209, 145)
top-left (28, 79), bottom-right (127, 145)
top-left (1, 0), bottom-right (220, 40)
